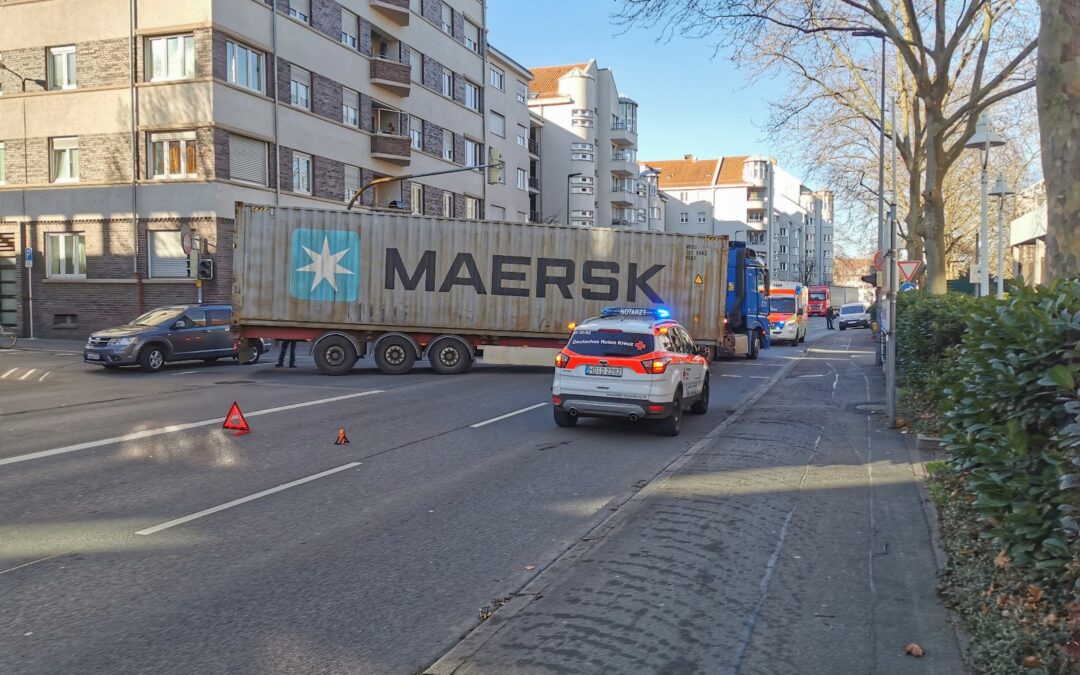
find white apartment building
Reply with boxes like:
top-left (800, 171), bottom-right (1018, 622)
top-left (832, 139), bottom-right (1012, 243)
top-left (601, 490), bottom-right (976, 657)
top-left (484, 46), bottom-right (535, 223)
top-left (527, 60), bottom-right (646, 229)
top-left (0, 0), bottom-right (491, 337)
top-left (649, 154), bottom-right (835, 283)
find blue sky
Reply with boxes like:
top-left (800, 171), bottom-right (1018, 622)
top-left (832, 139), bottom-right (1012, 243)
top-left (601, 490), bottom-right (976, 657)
top-left (486, 0), bottom-right (792, 164)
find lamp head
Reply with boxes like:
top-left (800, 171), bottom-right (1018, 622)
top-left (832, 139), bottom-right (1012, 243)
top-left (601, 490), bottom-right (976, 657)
top-left (965, 116), bottom-right (1006, 149)
top-left (988, 173), bottom-right (1015, 197)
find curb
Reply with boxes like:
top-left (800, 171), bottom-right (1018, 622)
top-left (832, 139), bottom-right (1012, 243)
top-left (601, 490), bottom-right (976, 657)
top-left (424, 352), bottom-right (805, 675)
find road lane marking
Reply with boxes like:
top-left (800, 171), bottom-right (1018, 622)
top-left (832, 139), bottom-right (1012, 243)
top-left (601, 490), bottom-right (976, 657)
top-left (0, 390), bottom-right (384, 467)
top-left (470, 402), bottom-right (547, 428)
top-left (172, 371), bottom-right (197, 376)
top-left (38, 372), bottom-right (50, 382)
top-left (0, 552), bottom-right (68, 576)
top-left (17, 369), bottom-right (37, 381)
top-left (135, 462), bottom-right (361, 535)
top-left (1, 368), bottom-right (17, 379)
top-left (720, 374), bottom-right (742, 378)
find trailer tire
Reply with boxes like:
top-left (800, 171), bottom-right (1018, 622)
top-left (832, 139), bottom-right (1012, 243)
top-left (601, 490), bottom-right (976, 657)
top-left (427, 337), bottom-right (472, 375)
top-left (315, 335), bottom-right (358, 375)
top-left (747, 331), bottom-right (761, 360)
top-left (374, 335), bottom-right (416, 375)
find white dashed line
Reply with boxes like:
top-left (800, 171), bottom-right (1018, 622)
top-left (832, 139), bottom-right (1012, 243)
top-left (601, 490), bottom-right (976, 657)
top-left (38, 372), bottom-right (50, 382)
top-left (1, 368), bottom-right (16, 379)
top-left (17, 369), bottom-right (37, 381)
top-left (471, 403), bottom-right (548, 428)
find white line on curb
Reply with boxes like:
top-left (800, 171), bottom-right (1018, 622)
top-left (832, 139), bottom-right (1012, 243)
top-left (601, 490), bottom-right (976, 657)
top-left (470, 403), bottom-right (547, 428)
top-left (0, 390), bottom-right (384, 467)
top-left (135, 462), bottom-right (361, 535)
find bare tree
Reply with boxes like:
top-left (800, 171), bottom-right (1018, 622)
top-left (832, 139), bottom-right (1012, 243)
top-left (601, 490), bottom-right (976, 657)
top-left (1037, 0), bottom-right (1079, 279)
top-left (619, 0), bottom-right (1039, 293)
top-left (798, 258), bottom-right (818, 285)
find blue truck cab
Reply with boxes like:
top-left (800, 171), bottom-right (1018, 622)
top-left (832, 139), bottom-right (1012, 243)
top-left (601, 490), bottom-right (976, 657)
top-left (719, 241), bottom-right (771, 359)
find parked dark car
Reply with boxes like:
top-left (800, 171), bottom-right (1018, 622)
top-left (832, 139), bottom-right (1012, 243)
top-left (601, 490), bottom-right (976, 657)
top-left (83, 304), bottom-right (268, 372)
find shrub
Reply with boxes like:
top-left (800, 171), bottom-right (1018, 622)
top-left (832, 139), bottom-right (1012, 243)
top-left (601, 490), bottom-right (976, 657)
top-left (895, 290), bottom-right (986, 433)
top-left (941, 279), bottom-right (1080, 580)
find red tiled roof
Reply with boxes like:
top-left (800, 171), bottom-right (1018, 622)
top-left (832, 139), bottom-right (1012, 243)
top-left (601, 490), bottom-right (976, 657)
top-left (646, 158), bottom-right (721, 188)
top-left (528, 63), bottom-right (589, 98)
top-left (716, 156), bottom-right (749, 184)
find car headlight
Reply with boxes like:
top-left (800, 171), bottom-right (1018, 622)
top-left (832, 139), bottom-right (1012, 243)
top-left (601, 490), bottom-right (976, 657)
top-left (112, 337), bottom-right (137, 346)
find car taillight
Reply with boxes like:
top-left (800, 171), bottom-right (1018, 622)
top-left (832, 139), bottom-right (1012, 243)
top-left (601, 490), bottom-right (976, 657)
top-left (551, 396), bottom-right (563, 405)
top-left (641, 357), bottom-right (672, 374)
top-left (554, 352), bottom-right (571, 368)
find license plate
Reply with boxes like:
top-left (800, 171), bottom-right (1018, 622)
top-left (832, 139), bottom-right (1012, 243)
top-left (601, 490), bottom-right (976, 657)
top-left (585, 365), bottom-right (623, 377)
top-left (85, 352), bottom-right (101, 360)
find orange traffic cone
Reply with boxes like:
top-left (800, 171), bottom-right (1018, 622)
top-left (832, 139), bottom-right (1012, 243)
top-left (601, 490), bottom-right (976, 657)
top-left (335, 428), bottom-right (350, 445)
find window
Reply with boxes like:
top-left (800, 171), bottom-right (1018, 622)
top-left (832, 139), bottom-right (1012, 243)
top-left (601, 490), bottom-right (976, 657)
top-left (650, 206), bottom-right (660, 219)
top-left (465, 81), bottom-right (480, 111)
top-left (572, 210), bottom-right (595, 218)
top-left (440, 3), bottom-right (453, 35)
top-left (779, 262), bottom-right (788, 272)
top-left (0, 142), bottom-right (5, 184)
top-left (465, 139), bottom-right (481, 167)
top-left (748, 231), bottom-right (766, 245)
top-left (465, 196), bottom-right (481, 220)
top-left (410, 50), bottom-right (422, 82)
top-left (410, 116), bottom-right (422, 150)
top-left (441, 68), bottom-right (453, 97)
top-left (490, 111), bottom-right (505, 137)
top-left (515, 80), bottom-right (527, 104)
top-left (517, 168), bottom-right (527, 190)
top-left (489, 205), bottom-right (505, 220)
top-left (697, 212), bottom-right (707, 224)
top-left (516, 125), bottom-right (527, 147)
top-left (148, 231), bottom-right (188, 278)
top-left (344, 164), bottom-right (360, 201)
top-left (490, 66), bottom-right (504, 90)
top-left (290, 67), bottom-right (310, 109)
top-left (46, 233), bottom-right (85, 277)
top-left (147, 35), bottom-right (194, 81)
top-left (410, 183), bottom-right (424, 215)
top-left (747, 210), bottom-right (763, 223)
top-left (341, 8), bottom-right (358, 48)
top-left (779, 245), bottom-right (788, 254)
top-left (571, 175), bottom-right (594, 185)
top-left (442, 191), bottom-right (454, 217)
top-left (50, 137), bottom-right (79, 182)
top-left (779, 227), bottom-right (788, 237)
top-left (464, 21), bottom-right (480, 52)
top-left (229, 134), bottom-right (268, 185)
top-left (226, 40), bottom-right (263, 93)
top-left (679, 212), bottom-right (688, 224)
top-left (289, 0), bottom-right (309, 23)
top-left (341, 88), bottom-right (360, 126)
top-left (150, 131), bottom-right (197, 179)
top-left (442, 129), bottom-right (454, 161)
top-left (47, 46), bottom-right (76, 90)
top-left (292, 152), bottom-right (312, 194)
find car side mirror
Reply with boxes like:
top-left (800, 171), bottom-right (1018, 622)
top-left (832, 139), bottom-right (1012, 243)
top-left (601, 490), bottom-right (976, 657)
top-left (697, 346), bottom-right (710, 358)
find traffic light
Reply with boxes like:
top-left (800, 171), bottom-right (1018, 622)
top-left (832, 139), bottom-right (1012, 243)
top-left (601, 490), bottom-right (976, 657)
top-left (198, 257), bottom-right (214, 280)
top-left (486, 147), bottom-right (504, 185)
top-left (860, 266), bottom-right (878, 287)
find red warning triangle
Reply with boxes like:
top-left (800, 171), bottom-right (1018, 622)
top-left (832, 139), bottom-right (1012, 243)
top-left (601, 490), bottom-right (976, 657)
top-left (222, 401), bottom-right (250, 435)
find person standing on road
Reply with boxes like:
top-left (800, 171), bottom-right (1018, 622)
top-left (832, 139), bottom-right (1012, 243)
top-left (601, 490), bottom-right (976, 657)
top-left (276, 339), bottom-right (298, 368)
top-left (825, 306), bottom-right (837, 330)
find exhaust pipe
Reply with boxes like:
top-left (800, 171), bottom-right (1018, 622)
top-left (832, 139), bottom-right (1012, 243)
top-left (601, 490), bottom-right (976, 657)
top-left (628, 413), bottom-right (640, 422)
top-left (568, 408), bottom-right (579, 417)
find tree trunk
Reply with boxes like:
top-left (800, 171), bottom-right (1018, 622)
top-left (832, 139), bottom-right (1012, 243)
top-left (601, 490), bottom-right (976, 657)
top-left (921, 129), bottom-right (950, 294)
top-left (1037, 0), bottom-right (1080, 280)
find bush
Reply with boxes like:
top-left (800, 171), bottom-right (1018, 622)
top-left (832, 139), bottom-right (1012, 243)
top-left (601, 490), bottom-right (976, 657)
top-left (941, 279), bottom-right (1080, 581)
top-left (895, 290), bottom-right (986, 433)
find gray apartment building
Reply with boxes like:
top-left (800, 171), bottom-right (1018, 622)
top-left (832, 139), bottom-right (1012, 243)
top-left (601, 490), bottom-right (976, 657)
top-left (0, 0), bottom-right (497, 338)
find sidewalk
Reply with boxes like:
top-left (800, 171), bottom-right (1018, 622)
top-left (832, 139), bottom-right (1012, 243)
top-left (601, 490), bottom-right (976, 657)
top-left (428, 330), bottom-right (965, 675)
top-left (5, 337), bottom-right (85, 353)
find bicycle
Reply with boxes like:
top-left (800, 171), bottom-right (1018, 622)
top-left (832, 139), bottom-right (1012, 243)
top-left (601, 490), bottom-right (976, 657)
top-left (0, 324), bottom-right (17, 349)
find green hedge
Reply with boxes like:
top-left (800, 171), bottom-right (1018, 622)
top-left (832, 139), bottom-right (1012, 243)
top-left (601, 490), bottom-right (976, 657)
top-left (941, 279), bottom-right (1080, 580)
top-left (895, 290), bottom-right (986, 433)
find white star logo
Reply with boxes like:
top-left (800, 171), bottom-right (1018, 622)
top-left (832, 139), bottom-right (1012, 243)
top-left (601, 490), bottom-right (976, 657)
top-left (296, 237), bottom-right (354, 292)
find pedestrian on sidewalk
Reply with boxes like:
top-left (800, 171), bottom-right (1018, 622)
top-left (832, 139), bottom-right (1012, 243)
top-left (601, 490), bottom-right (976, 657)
top-left (275, 339), bottom-right (298, 368)
top-left (826, 306), bottom-right (837, 330)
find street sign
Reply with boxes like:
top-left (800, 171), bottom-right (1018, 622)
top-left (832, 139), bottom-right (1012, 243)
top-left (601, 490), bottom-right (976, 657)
top-left (900, 282), bottom-right (917, 292)
top-left (24, 247), bottom-right (33, 268)
top-left (873, 250), bottom-right (885, 271)
top-left (898, 260), bottom-right (923, 282)
top-left (181, 231), bottom-right (194, 256)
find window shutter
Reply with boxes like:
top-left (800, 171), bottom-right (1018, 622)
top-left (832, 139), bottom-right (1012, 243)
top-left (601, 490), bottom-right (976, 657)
top-left (229, 134), bottom-right (268, 185)
top-left (149, 231), bottom-right (188, 278)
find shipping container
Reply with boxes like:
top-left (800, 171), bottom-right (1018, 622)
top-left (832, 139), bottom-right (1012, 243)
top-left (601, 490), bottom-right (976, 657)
top-left (232, 203), bottom-right (730, 375)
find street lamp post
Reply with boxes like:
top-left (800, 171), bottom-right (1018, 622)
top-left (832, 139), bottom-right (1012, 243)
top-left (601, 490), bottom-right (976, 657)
top-left (566, 172), bottom-right (582, 225)
top-left (734, 229), bottom-right (744, 242)
top-left (989, 173), bottom-right (1015, 299)
top-left (964, 117), bottom-right (1005, 296)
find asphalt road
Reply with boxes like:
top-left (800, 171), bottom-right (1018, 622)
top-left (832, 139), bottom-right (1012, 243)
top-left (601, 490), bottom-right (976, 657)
top-left (1, 320), bottom-right (834, 674)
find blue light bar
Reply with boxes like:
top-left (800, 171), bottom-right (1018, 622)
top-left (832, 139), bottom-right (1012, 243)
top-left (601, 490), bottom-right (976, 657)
top-left (600, 307), bottom-right (673, 320)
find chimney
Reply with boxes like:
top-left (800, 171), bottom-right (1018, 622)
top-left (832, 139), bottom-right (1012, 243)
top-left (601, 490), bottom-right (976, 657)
top-left (684, 154), bottom-right (695, 161)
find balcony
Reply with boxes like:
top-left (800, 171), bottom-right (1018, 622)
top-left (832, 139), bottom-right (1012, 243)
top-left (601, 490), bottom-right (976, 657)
top-left (371, 133), bottom-right (411, 165)
top-left (746, 197), bottom-right (766, 209)
top-left (610, 119), bottom-right (637, 144)
top-left (370, 57), bottom-right (411, 96)
top-left (369, 0), bottom-right (409, 25)
top-left (611, 185), bottom-right (635, 206)
top-left (528, 176), bottom-right (540, 192)
top-left (610, 151), bottom-right (635, 175)
top-left (529, 210), bottom-right (541, 223)
top-left (528, 138), bottom-right (539, 156)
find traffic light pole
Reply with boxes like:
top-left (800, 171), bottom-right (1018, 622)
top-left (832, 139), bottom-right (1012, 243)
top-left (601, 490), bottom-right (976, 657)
top-left (345, 162), bottom-right (503, 211)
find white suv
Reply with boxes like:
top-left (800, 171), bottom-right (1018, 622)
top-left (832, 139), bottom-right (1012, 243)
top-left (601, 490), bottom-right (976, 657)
top-left (551, 307), bottom-right (710, 436)
top-left (837, 302), bottom-right (871, 330)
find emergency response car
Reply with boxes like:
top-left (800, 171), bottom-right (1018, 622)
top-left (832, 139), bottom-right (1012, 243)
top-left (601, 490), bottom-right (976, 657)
top-left (768, 281), bottom-right (808, 344)
top-left (550, 307), bottom-right (710, 436)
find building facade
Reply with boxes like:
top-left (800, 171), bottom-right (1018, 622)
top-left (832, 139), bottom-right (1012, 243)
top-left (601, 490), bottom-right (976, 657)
top-left (483, 46), bottom-right (534, 222)
top-left (526, 60), bottom-right (646, 229)
top-left (0, 0), bottom-right (491, 337)
top-left (647, 154), bottom-right (835, 283)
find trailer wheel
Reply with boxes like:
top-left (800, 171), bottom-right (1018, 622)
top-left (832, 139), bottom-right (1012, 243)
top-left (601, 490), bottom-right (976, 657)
top-left (315, 335), bottom-right (358, 375)
top-left (428, 338), bottom-right (472, 375)
top-left (747, 331), bottom-right (761, 360)
top-left (374, 335), bottom-right (416, 375)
